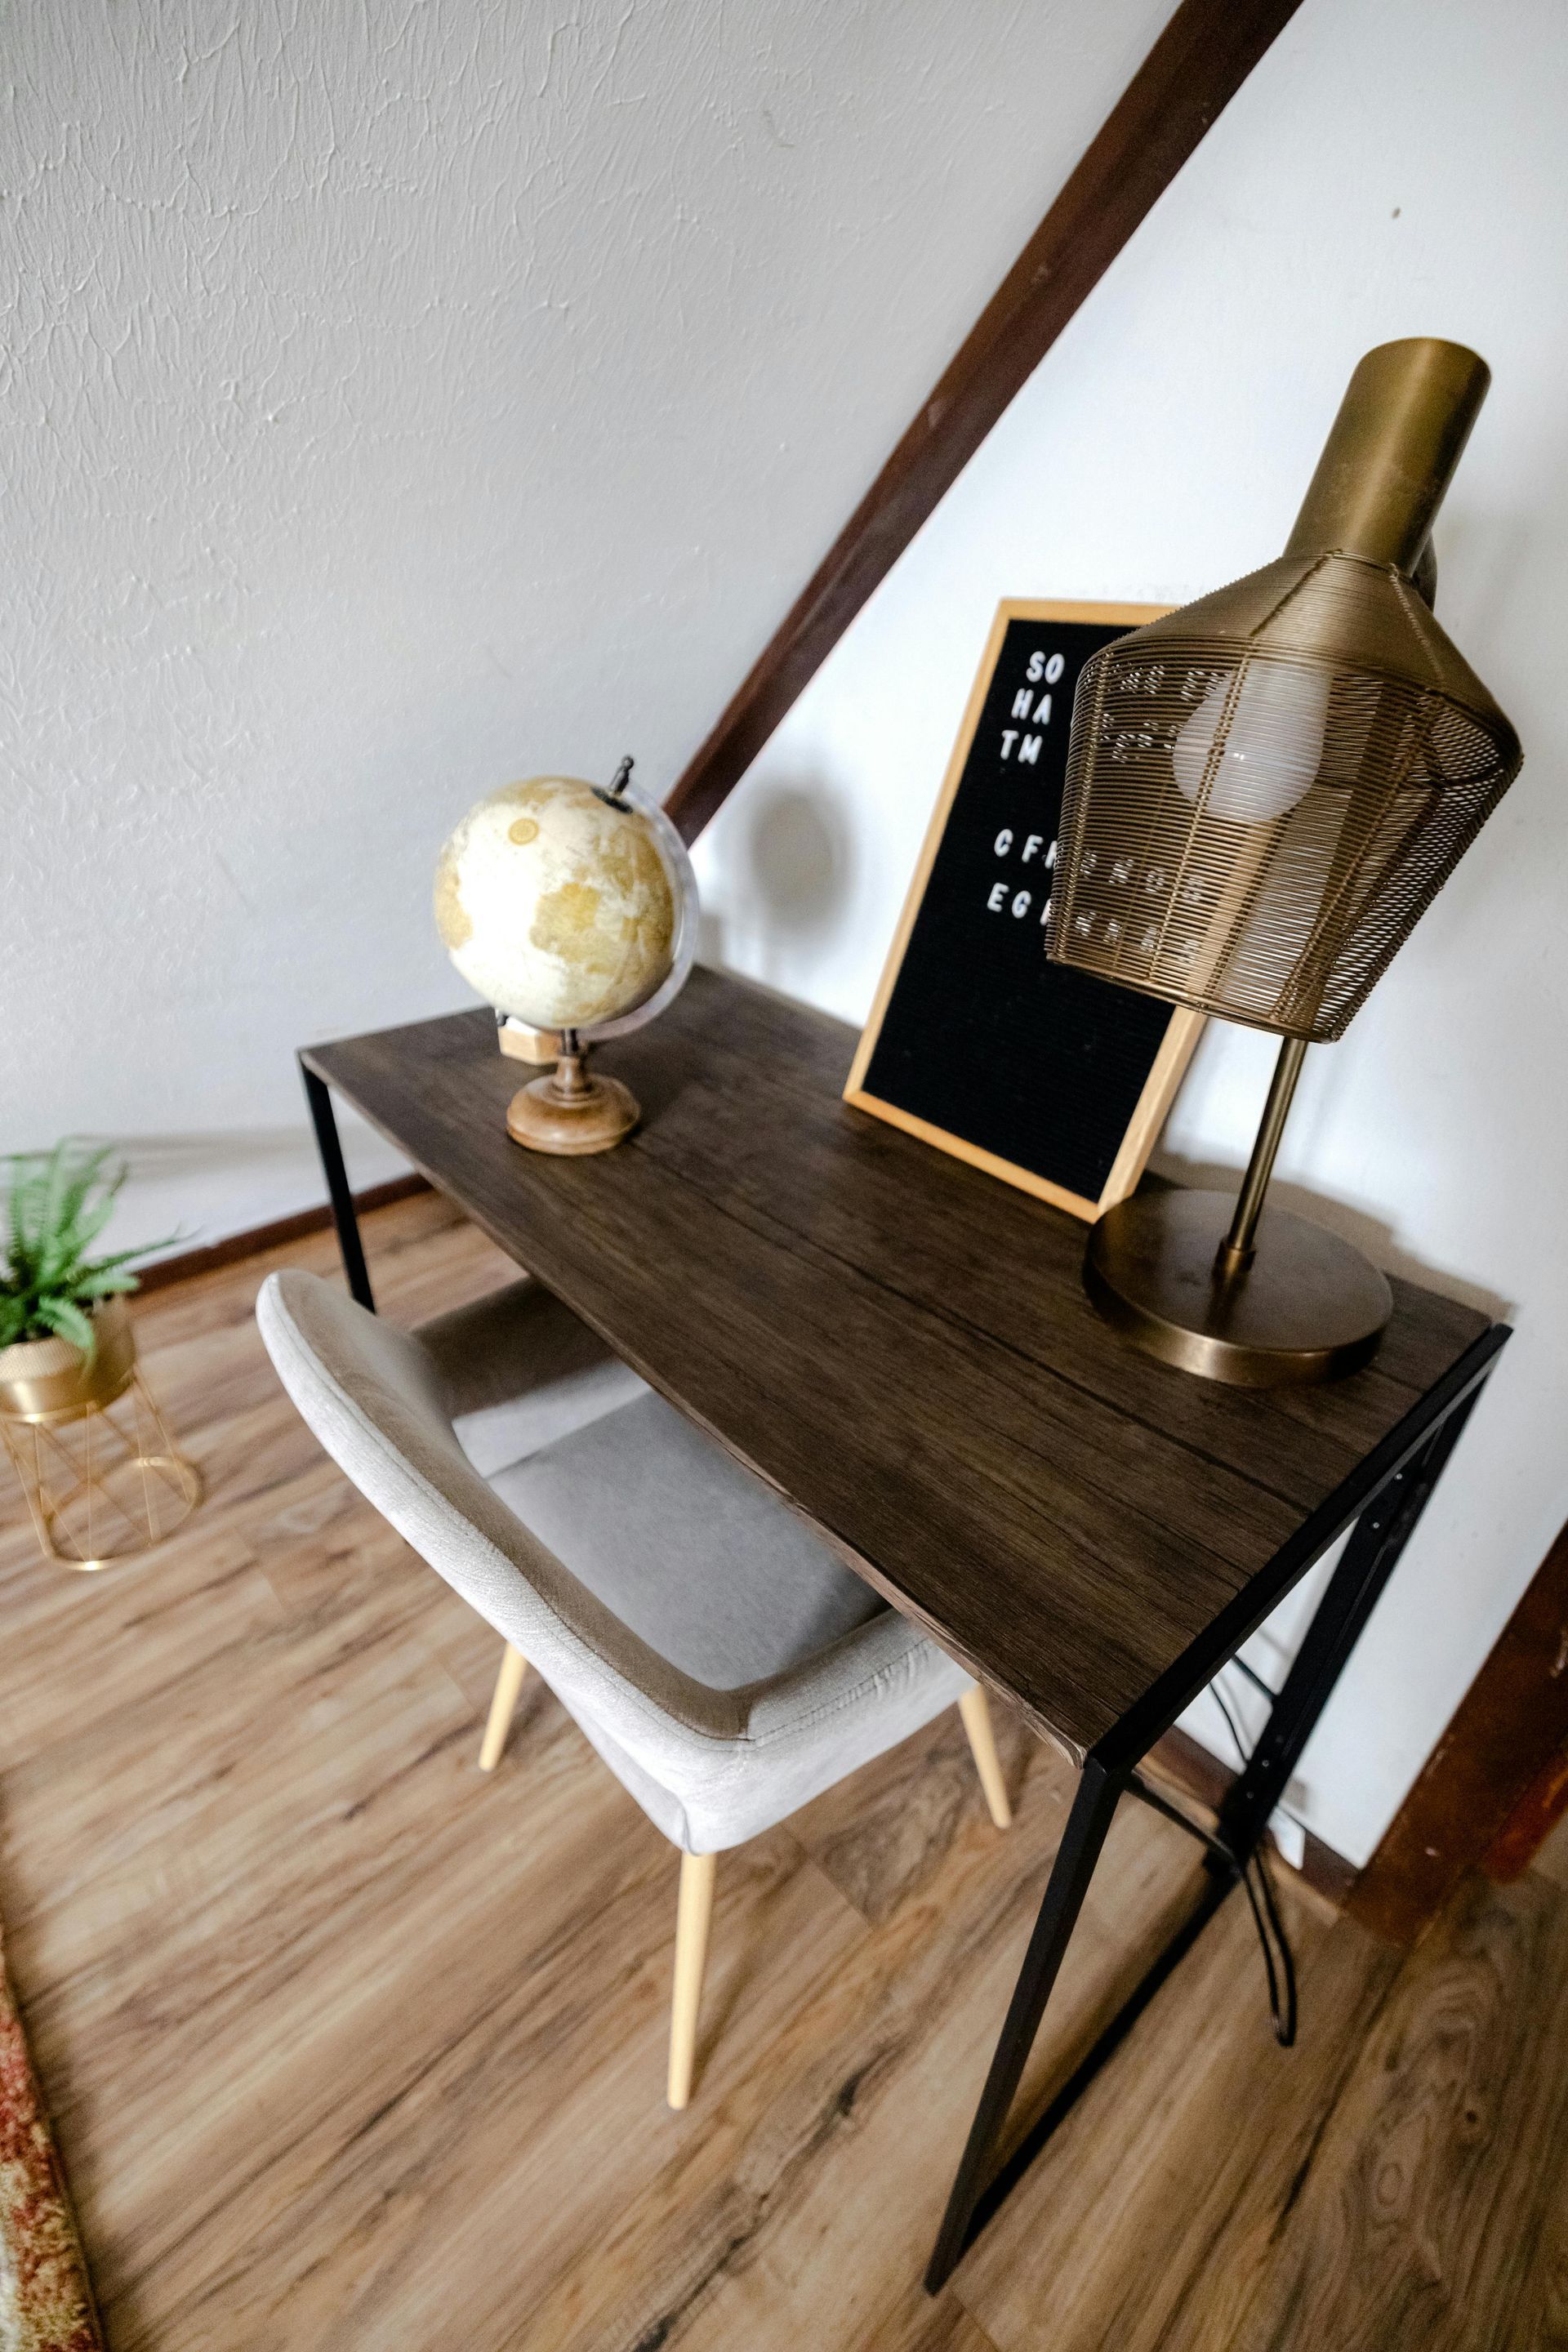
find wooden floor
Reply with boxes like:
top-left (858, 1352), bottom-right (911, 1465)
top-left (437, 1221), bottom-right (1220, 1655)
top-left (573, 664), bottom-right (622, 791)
top-left (1, 1192), bottom-right (1563, 2350)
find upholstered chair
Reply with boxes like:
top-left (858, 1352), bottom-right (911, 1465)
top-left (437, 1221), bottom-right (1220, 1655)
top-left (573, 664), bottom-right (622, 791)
top-left (257, 1268), bottom-right (1013, 2106)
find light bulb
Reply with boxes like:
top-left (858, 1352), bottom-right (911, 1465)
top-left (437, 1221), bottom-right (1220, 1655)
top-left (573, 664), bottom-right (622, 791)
top-left (1171, 660), bottom-right (1330, 825)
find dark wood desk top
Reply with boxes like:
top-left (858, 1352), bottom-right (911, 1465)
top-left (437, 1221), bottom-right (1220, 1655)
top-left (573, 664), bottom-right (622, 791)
top-left (305, 969), bottom-right (1491, 1762)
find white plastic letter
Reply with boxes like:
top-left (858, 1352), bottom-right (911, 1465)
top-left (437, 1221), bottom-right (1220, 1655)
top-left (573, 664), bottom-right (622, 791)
top-left (1011, 688), bottom-right (1033, 719)
top-left (1018, 735), bottom-right (1041, 765)
top-left (1045, 653), bottom-right (1065, 684)
top-left (1022, 834), bottom-right (1044, 863)
top-left (1034, 692), bottom-right (1053, 724)
top-left (987, 881), bottom-right (1007, 912)
top-left (1000, 729), bottom-right (1018, 760)
top-left (1026, 651), bottom-right (1045, 683)
top-left (1011, 891), bottom-right (1031, 919)
top-left (994, 828), bottom-right (1013, 856)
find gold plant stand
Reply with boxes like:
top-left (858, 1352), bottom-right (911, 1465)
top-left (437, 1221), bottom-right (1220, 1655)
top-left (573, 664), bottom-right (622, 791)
top-left (0, 1303), bottom-right (202, 1572)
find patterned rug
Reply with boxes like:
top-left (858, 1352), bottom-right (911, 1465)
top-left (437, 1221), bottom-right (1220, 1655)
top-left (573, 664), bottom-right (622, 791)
top-left (0, 1929), bottom-right (100, 2352)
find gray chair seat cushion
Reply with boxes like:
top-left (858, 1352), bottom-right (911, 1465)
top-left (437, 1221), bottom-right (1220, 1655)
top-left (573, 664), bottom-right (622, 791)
top-left (257, 1267), bottom-right (968, 1851)
top-left (417, 1280), bottom-right (648, 1477)
top-left (490, 1390), bottom-right (886, 1690)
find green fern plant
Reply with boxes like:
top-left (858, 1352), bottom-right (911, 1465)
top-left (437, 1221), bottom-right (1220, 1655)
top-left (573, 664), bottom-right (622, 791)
top-left (0, 1143), bottom-right (170, 1359)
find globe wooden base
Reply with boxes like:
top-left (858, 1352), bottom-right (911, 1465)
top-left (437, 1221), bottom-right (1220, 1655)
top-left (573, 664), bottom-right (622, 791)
top-left (506, 1065), bottom-right (639, 1156)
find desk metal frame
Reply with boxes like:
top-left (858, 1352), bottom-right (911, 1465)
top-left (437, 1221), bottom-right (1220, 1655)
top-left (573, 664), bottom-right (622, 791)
top-left (923, 1322), bottom-right (1503, 2285)
top-left (301, 1058), bottom-right (1508, 2296)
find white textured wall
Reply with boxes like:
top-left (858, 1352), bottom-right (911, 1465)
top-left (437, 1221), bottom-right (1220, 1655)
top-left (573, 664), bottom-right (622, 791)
top-left (2, 0), bottom-right (1175, 1249)
top-left (696, 0), bottom-right (1568, 1864)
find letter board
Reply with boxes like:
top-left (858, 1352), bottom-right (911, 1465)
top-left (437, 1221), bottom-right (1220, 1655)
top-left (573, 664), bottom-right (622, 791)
top-left (844, 600), bottom-right (1204, 1220)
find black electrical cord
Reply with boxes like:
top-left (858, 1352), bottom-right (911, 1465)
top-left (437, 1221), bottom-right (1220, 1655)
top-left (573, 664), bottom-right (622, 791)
top-left (1229, 1654), bottom-right (1279, 1704)
top-left (1209, 1679), bottom-right (1298, 2047)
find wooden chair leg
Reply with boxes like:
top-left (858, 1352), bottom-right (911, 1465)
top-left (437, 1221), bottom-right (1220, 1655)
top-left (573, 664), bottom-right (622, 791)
top-left (479, 1642), bottom-right (529, 1771)
top-left (959, 1685), bottom-right (1013, 1829)
top-left (667, 1850), bottom-right (717, 2110)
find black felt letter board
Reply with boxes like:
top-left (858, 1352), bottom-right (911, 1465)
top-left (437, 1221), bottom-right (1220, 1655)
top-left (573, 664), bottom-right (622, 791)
top-left (844, 602), bottom-right (1200, 1220)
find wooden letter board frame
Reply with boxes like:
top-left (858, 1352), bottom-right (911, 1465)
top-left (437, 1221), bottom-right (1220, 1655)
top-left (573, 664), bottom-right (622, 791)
top-left (844, 599), bottom-right (1205, 1222)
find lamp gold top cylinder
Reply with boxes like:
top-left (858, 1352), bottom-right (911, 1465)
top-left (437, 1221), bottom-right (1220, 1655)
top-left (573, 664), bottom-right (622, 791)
top-left (1045, 332), bottom-right (1520, 1044)
top-left (1284, 337), bottom-right (1490, 575)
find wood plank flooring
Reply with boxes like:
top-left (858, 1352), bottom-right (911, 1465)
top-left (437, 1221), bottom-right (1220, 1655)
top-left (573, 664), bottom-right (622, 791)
top-left (0, 1191), bottom-right (1559, 2350)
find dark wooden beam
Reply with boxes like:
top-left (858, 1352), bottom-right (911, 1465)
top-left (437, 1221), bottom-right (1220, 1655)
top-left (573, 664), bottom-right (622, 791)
top-left (664, 0), bottom-right (1307, 844)
top-left (1348, 1522), bottom-right (1568, 1944)
top-left (1485, 1742), bottom-right (1568, 1882)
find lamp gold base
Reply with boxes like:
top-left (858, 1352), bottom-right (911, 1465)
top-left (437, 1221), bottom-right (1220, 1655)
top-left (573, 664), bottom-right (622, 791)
top-left (1085, 1189), bottom-right (1392, 1388)
top-left (506, 1066), bottom-right (639, 1156)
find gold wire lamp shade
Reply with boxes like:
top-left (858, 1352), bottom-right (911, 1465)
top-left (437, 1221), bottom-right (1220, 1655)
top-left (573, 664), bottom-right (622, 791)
top-left (1047, 339), bottom-right (1522, 1386)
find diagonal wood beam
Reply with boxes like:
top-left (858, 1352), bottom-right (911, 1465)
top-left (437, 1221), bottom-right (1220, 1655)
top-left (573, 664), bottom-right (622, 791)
top-left (1348, 1519), bottom-right (1568, 1944)
top-left (665, 0), bottom-right (1307, 844)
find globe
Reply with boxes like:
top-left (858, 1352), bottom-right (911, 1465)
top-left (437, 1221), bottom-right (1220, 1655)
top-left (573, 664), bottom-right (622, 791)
top-left (434, 773), bottom-right (685, 1032)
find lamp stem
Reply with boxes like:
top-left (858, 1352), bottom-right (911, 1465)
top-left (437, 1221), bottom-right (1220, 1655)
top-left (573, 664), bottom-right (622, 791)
top-left (1218, 1036), bottom-right (1308, 1275)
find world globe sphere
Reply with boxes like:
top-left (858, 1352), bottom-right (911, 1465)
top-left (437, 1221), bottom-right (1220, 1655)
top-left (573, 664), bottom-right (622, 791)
top-left (434, 775), bottom-right (682, 1031)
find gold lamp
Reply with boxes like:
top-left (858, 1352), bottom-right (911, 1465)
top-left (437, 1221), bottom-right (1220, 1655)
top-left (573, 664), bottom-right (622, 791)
top-left (1046, 339), bottom-right (1522, 1386)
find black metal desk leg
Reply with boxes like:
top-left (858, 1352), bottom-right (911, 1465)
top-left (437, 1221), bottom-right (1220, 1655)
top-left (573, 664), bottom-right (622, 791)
top-left (1218, 1383), bottom-right (1486, 1868)
top-left (301, 1065), bottom-right (376, 1312)
top-left (925, 1759), bottom-right (1122, 2292)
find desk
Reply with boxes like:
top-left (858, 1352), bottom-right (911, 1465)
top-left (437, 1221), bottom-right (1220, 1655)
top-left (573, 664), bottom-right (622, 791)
top-left (301, 966), bottom-right (1505, 2289)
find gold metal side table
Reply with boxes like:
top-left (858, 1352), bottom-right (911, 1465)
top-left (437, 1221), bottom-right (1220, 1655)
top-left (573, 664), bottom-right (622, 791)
top-left (0, 1298), bottom-right (202, 1571)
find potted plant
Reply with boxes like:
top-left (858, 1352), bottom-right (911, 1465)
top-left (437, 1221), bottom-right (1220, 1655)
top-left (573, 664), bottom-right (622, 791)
top-left (0, 1144), bottom-right (169, 1424)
